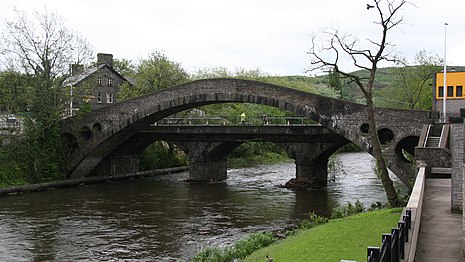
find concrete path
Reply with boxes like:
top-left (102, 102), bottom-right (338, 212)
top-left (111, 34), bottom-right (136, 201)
top-left (415, 179), bottom-right (463, 261)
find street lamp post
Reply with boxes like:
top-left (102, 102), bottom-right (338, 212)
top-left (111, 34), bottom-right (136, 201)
top-left (443, 22), bottom-right (448, 122)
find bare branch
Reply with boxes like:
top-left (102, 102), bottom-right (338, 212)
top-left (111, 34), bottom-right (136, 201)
top-left (0, 8), bottom-right (93, 80)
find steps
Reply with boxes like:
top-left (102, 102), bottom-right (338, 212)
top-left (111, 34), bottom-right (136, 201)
top-left (425, 136), bottom-right (441, 147)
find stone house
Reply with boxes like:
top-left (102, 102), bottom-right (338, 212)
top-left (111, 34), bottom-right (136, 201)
top-left (63, 53), bottom-right (130, 116)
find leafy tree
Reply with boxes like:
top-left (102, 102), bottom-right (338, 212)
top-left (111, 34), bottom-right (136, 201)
top-left (308, 0), bottom-right (409, 207)
top-left (192, 66), bottom-right (267, 80)
top-left (327, 68), bottom-right (342, 95)
top-left (0, 8), bottom-right (93, 185)
top-left (119, 51), bottom-right (189, 100)
top-left (0, 71), bottom-right (34, 113)
top-left (377, 50), bottom-right (441, 110)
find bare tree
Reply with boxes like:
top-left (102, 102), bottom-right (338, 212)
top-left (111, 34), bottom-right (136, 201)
top-left (308, 0), bottom-right (409, 207)
top-left (0, 8), bottom-right (93, 81)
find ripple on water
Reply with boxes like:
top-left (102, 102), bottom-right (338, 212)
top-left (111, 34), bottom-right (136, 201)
top-left (0, 152), bottom-right (405, 261)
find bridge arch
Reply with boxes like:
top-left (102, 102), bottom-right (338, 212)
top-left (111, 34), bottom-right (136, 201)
top-left (61, 78), bottom-right (432, 183)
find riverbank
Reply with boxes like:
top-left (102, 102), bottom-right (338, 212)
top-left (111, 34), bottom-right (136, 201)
top-left (0, 166), bottom-right (188, 196)
top-left (244, 208), bottom-right (403, 261)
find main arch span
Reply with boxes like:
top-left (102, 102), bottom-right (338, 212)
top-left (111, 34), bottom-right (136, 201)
top-left (60, 78), bottom-right (433, 184)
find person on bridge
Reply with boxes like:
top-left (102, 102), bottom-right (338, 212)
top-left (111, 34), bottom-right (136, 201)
top-left (240, 113), bottom-right (246, 125)
top-left (262, 113), bottom-right (268, 125)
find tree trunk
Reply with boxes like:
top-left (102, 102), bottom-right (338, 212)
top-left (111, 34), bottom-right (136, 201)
top-left (366, 94), bottom-right (399, 207)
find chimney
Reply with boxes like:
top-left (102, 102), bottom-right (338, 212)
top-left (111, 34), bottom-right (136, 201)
top-left (71, 64), bottom-right (84, 76)
top-left (97, 53), bottom-right (113, 68)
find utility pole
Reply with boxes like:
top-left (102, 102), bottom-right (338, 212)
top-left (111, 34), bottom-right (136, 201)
top-left (442, 22), bottom-right (448, 122)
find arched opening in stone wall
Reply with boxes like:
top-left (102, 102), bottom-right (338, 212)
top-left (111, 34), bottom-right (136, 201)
top-left (360, 123), bottom-right (369, 134)
top-left (93, 123), bottom-right (102, 133)
top-left (377, 128), bottom-right (394, 144)
top-left (138, 141), bottom-right (188, 171)
top-left (79, 126), bottom-right (92, 140)
top-left (395, 136), bottom-right (420, 163)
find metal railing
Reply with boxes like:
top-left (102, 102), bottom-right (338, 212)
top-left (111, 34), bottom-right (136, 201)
top-left (367, 209), bottom-right (411, 262)
top-left (154, 116), bottom-right (311, 126)
top-left (365, 166), bottom-right (426, 262)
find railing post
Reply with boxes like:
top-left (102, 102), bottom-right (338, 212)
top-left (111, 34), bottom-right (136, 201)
top-left (398, 221), bottom-right (405, 259)
top-left (391, 228), bottom-right (399, 262)
top-left (382, 233), bottom-right (392, 262)
top-left (405, 209), bottom-right (411, 230)
top-left (367, 247), bottom-right (380, 262)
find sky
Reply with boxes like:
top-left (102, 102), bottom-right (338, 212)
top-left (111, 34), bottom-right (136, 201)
top-left (0, 0), bottom-right (464, 76)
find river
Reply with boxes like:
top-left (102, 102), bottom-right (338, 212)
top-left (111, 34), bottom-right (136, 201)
top-left (0, 152), bottom-right (404, 261)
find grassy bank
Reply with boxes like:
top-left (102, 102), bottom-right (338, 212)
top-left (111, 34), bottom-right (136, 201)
top-left (244, 208), bottom-right (403, 262)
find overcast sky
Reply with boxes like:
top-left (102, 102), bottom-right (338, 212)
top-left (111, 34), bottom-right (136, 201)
top-left (0, 0), bottom-right (464, 75)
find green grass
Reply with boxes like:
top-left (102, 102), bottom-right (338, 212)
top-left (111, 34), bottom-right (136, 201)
top-left (244, 208), bottom-right (403, 262)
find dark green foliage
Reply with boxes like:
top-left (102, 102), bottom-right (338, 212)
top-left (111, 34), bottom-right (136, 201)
top-left (0, 71), bottom-right (34, 113)
top-left (327, 68), bottom-right (342, 92)
top-left (0, 76), bottom-right (66, 187)
top-left (228, 142), bottom-right (290, 167)
top-left (193, 232), bottom-right (276, 262)
top-left (139, 142), bottom-right (187, 170)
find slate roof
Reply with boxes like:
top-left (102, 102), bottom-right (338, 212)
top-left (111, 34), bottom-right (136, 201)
top-left (63, 64), bottom-right (130, 87)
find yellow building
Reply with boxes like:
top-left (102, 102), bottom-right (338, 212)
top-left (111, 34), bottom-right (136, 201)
top-left (434, 71), bottom-right (465, 117)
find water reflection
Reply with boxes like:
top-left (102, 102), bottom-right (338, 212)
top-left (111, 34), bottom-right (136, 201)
top-left (0, 152), bottom-right (401, 261)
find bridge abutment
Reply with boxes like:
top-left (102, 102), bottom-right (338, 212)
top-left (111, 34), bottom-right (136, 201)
top-left (189, 159), bottom-right (228, 181)
top-left (282, 142), bottom-right (341, 189)
top-left (294, 160), bottom-right (328, 188)
top-left (180, 142), bottom-right (230, 182)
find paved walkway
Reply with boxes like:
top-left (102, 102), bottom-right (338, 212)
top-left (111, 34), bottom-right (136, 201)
top-left (415, 179), bottom-right (463, 261)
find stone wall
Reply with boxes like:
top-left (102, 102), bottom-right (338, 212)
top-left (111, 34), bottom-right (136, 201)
top-left (450, 123), bottom-right (464, 212)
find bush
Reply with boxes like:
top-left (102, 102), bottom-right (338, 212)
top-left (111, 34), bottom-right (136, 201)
top-left (299, 212), bottom-right (329, 229)
top-left (194, 232), bottom-right (276, 262)
top-left (139, 141), bottom-right (187, 170)
top-left (331, 200), bottom-right (366, 219)
top-left (194, 247), bottom-right (224, 262)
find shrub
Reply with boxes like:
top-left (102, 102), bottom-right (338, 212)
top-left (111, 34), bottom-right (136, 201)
top-left (193, 232), bottom-right (276, 262)
top-left (331, 200), bottom-right (366, 219)
top-left (193, 247), bottom-right (224, 262)
top-left (299, 212), bottom-right (329, 229)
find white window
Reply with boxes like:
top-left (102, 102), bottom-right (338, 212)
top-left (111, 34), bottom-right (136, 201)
top-left (106, 92), bottom-right (113, 103)
top-left (97, 92), bottom-right (102, 103)
top-left (97, 78), bottom-right (102, 85)
top-left (107, 78), bottom-right (113, 86)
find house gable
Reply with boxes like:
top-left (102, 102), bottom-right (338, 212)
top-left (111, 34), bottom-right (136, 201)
top-left (64, 55), bottom-right (131, 115)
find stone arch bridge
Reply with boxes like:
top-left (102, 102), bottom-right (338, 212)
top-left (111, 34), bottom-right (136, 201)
top-left (60, 78), bottom-right (433, 186)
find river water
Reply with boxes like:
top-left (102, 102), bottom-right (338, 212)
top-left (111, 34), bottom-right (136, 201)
top-left (0, 152), bottom-right (403, 261)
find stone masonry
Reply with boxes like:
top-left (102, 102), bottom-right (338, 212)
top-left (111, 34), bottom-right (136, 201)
top-left (451, 123), bottom-right (464, 212)
top-left (60, 78), bottom-right (433, 183)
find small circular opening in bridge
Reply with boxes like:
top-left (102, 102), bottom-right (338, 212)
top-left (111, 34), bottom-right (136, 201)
top-left (93, 123), bottom-right (102, 133)
top-left (60, 133), bottom-right (79, 154)
top-left (395, 136), bottom-right (420, 163)
top-left (360, 123), bottom-right (369, 134)
top-left (79, 126), bottom-right (92, 140)
top-left (377, 128), bottom-right (394, 144)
